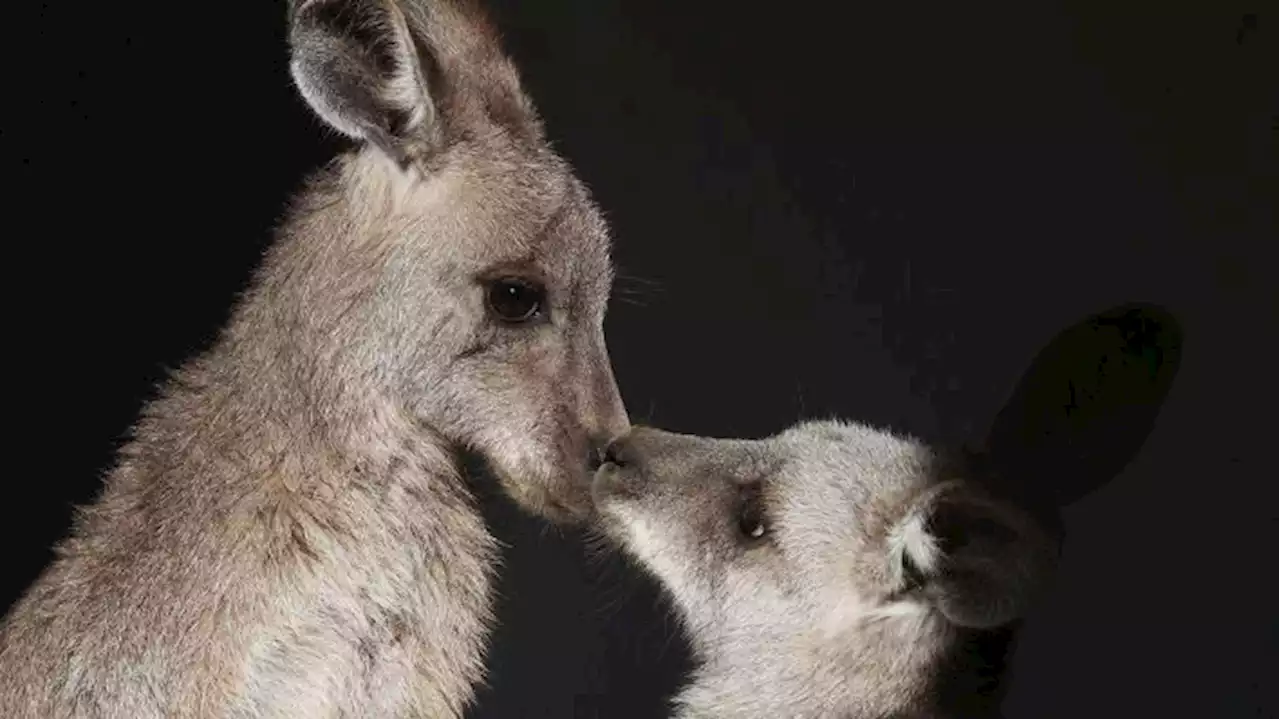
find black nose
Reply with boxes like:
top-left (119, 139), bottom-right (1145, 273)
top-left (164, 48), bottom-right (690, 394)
top-left (588, 435), bottom-right (623, 471)
top-left (599, 435), bottom-right (632, 468)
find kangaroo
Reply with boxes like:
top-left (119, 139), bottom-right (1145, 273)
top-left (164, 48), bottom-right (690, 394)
top-left (0, 0), bottom-right (629, 716)
top-left (591, 304), bottom-right (1182, 719)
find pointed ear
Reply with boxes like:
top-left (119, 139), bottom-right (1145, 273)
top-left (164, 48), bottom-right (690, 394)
top-left (288, 0), bottom-right (433, 164)
top-left (976, 303), bottom-right (1183, 513)
top-left (892, 483), bottom-right (1057, 630)
top-left (287, 0), bottom-right (538, 167)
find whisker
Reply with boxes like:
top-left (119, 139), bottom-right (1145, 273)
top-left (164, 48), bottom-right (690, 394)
top-left (629, 399), bottom-right (661, 428)
top-left (615, 272), bottom-right (665, 290)
top-left (613, 270), bottom-right (666, 306)
top-left (584, 541), bottom-right (638, 623)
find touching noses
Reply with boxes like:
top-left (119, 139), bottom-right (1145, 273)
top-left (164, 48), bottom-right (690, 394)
top-left (587, 388), bottom-right (629, 471)
top-left (598, 435), bottom-right (635, 467)
top-left (592, 425), bottom-right (677, 472)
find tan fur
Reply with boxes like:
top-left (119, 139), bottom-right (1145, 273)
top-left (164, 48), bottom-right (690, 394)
top-left (592, 423), bottom-right (1057, 719)
top-left (0, 1), bottom-right (628, 716)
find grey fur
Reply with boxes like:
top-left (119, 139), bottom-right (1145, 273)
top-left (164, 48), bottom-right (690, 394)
top-left (0, 0), bottom-right (628, 716)
top-left (590, 303), bottom-right (1183, 719)
top-left (592, 423), bottom-right (1057, 719)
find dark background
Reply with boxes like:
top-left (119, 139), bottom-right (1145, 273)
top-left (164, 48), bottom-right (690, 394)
top-left (6, 0), bottom-right (1274, 717)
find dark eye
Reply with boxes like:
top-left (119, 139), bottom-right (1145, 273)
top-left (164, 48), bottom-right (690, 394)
top-left (485, 277), bottom-right (546, 324)
top-left (736, 482), bottom-right (768, 542)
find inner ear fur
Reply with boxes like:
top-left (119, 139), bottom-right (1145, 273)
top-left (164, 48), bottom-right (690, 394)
top-left (286, 0), bottom-right (539, 168)
top-left (289, 0), bottom-right (435, 165)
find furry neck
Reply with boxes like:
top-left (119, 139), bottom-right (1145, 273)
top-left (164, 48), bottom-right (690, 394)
top-left (674, 608), bottom-right (960, 719)
top-left (78, 277), bottom-right (498, 718)
top-left (2, 151), bottom-right (499, 718)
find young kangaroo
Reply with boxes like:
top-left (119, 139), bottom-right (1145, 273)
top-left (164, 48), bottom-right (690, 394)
top-left (0, 0), bottom-right (628, 716)
top-left (592, 304), bottom-right (1182, 719)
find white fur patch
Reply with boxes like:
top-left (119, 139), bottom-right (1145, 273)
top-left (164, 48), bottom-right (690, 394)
top-left (622, 515), bottom-right (690, 588)
top-left (888, 508), bottom-right (941, 583)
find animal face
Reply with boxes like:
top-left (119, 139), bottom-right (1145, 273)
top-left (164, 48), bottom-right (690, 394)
top-left (284, 0), bottom-right (630, 522)
top-left (405, 155), bottom-right (628, 523)
top-left (592, 421), bottom-right (1055, 647)
top-left (371, 150), bottom-right (627, 523)
top-left (587, 306), bottom-right (1179, 717)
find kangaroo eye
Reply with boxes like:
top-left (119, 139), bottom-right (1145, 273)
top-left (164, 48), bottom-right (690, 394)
top-left (736, 482), bottom-right (769, 543)
top-left (485, 277), bottom-right (546, 324)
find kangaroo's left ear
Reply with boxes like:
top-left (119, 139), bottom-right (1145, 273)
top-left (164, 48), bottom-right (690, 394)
top-left (286, 0), bottom-right (540, 168)
top-left (288, 0), bottom-right (434, 164)
top-left (890, 482), bottom-right (1058, 629)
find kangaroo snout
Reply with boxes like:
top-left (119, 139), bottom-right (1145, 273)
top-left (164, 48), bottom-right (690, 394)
top-left (596, 435), bottom-right (633, 470)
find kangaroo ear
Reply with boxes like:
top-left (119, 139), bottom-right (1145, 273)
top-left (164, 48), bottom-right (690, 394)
top-left (892, 483), bottom-right (1057, 630)
top-left (287, 0), bottom-right (538, 167)
top-left (288, 0), bottom-right (433, 164)
top-left (976, 303), bottom-right (1183, 514)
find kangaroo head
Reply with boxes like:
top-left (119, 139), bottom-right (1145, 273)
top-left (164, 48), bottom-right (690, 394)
top-left (590, 303), bottom-right (1182, 717)
top-left (279, 0), bottom-right (629, 522)
top-left (591, 422), bottom-right (1050, 717)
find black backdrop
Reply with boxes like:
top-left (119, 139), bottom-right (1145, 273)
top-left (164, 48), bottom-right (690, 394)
top-left (6, 1), bottom-right (1274, 717)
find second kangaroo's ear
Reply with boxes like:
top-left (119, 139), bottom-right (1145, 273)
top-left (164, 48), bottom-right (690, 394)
top-left (287, 0), bottom-right (538, 167)
top-left (892, 483), bottom-right (1056, 630)
top-left (977, 302), bottom-right (1183, 512)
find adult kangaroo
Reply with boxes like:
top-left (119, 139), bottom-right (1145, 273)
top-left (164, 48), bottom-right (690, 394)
top-left (0, 0), bottom-right (629, 716)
